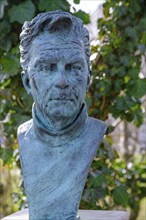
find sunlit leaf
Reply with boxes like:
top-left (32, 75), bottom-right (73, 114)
top-left (130, 79), bottom-right (146, 99)
top-left (73, 10), bottom-right (90, 24)
top-left (74, 0), bottom-right (80, 4)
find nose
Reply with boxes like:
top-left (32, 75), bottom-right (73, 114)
top-left (55, 70), bottom-right (69, 89)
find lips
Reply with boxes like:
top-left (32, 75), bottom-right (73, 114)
top-left (48, 90), bottom-right (78, 104)
top-left (49, 93), bottom-right (74, 102)
top-left (49, 98), bottom-right (74, 102)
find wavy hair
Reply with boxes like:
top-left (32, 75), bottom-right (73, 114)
top-left (19, 10), bottom-right (91, 74)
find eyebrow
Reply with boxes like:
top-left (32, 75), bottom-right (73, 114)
top-left (68, 56), bottom-right (85, 64)
top-left (34, 55), bottom-right (85, 66)
top-left (39, 41), bottom-right (83, 50)
top-left (34, 58), bottom-right (57, 64)
top-left (33, 57), bottom-right (58, 67)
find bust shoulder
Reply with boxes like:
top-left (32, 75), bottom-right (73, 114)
top-left (17, 119), bottom-right (33, 139)
top-left (87, 116), bottom-right (108, 136)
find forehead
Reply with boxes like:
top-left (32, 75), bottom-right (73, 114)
top-left (30, 32), bottom-right (86, 62)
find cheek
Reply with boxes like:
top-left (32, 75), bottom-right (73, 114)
top-left (29, 78), bottom-right (43, 104)
top-left (76, 76), bottom-right (88, 93)
top-left (30, 77), bottom-right (39, 92)
top-left (72, 72), bottom-right (87, 87)
top-left (30, 74), bottom-right (52, 95)
top-left (69, 72), bottom-right (88, 86)
top-left (73, 80), bottom-right (87, 102)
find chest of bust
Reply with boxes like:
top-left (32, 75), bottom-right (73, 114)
top-left (19, 130), bottom-right (96, 187)
top-left (18, 117), bottom-right (107, 219)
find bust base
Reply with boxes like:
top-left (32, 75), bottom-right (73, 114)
top-left (1, 208), bottom-right (129, 220)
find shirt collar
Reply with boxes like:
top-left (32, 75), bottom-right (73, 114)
top-left (32, 103), bottom-right (88, 147)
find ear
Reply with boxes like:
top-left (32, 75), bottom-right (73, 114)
top-left (21, 71), bottom-right (32, 95)
top-left (86, 73), bottom-right (91, 92)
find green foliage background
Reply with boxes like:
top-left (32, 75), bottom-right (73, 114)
top-left (0, 0), bottom-right (146, 219)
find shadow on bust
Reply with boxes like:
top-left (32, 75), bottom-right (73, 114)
top-left (18, 10), bottom-right (108, 220)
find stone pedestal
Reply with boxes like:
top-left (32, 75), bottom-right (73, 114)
top-left (1, 209), bottom-right (129, 220)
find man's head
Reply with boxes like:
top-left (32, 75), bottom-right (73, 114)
top-left (19, 11), bottom-right (91, 128)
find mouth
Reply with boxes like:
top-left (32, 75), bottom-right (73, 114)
top-left (48, 91), bottom-right (77, 103)
top-left (49, 98), bottom-right (74, 102)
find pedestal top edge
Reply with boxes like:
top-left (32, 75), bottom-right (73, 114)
top-left (1, 209), bottom-right (129, 220)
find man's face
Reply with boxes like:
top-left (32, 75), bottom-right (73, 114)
top-left (27, 32), bottom-right (89, 121)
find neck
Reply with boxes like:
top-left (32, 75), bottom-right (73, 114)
top-left (33, 103), bottom-right (84, 131)
top-left (32, 103), bottom-right (88, 146)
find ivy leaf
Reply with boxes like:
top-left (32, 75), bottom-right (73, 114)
top-left (119, 55), bottom-right (130, 66)
top-left (134, 109), bottom-right (143, 127)
top-left (112, 186), bottom-right (129, 206)
top-left (0, 38), bottom-right (11, 52)
top-left (125, 26), bottom-right (137, 41)
top-left (73, 10), bottom-right (90, 24)
top-left (0, 147), bottom-right (13, 165)
top-left (0, 20), bottom-right (11, 36)
top-left (130, 79), bottom-right (146, 99)
top-left (74, 0), bottom-right (80, 4)
top-left (8, 1), bottom-right (35, 24)
top-left (38, 0), bottom-right (70, 12)
top-left (0, 56), bottom-right (20, 76)
top-left (88, 174), bottom-right (107, 188)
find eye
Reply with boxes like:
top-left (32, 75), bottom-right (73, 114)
top-left (36, 63), bottom-right (57, 72)
top-left (65, 63), bottom-right (82, 72)
top-left (50, 63), bottom-right (57, 71)
top-left (65, 64), bottom-right (71, 71)
top-left (73, 65), bottom-right (81, 71)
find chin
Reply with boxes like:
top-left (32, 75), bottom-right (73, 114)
top-left (46, 105), bottom-right (78, 119)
